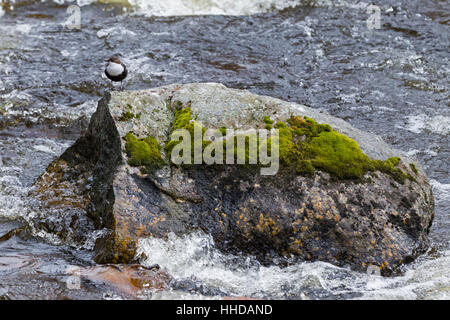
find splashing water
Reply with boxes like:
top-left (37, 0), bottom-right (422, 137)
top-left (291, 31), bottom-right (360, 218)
top-left (40, 0), bottom-right (376, 16)
top-left (137, 232), bottom-right (450, 299)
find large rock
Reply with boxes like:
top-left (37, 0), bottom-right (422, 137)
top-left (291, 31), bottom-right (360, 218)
top-left (28, 83), bottom-right (434, 275)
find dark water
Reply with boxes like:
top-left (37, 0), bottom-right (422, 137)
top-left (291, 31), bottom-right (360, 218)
top-left (0, 0), bottom-right (448, 299)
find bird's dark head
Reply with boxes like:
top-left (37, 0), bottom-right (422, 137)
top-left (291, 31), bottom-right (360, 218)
top-left (107, 56), bottom-right (122, 64)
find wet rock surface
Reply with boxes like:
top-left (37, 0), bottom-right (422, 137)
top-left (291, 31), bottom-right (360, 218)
top-left (29, 83), bottom-right (434, 275)
top-left (78, 264), bottom-right (171, 298)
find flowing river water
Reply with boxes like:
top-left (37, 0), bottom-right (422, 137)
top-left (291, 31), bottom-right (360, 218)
top-left (0, 0), bottom-right (448, 299)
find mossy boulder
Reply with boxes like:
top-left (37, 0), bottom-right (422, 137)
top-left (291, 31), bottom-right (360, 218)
top-left (29, 83), bottom-right (434, 275)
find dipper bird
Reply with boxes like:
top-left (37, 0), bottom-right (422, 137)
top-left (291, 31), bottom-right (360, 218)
top-left (105, 55), bottom-right (128, 90)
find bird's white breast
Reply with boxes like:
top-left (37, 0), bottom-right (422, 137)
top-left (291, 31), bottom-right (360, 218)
top-left (106, 62), bottom-right (124, 76)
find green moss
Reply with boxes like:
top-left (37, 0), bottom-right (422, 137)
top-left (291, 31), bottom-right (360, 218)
top-left (219, 127), bottom-right (227, 136)
top-left (296, 160), bottom-right (315, 175)
top-left (124, 132), bottom-right (165, 172)
top-left (272, 123), bottom-right (295, 164)
top-left (371, 159), bottom-right (408, 184)
top-left (172, 107), bottom-right (193, 131)
top-left (167, 106), bottom-right (262, 166)
top-left (119, 111), bottom-right (141, 122)
top-left (270, 116), bottom-right (411, 183)
top-left (308, 131), bottom-right (373, 180)
top-left (165, 107), bottom-right (210, 162)
top-left (410, 163), bottom-right (418, 175)
top-left (263, 116), bottom-right (274, 124)
top-left (387, 157), bottom-right (400, 166)
top-left (162, 108), bottom-right (412, 183)
top-left (119, 111), bottom-right (134, 121)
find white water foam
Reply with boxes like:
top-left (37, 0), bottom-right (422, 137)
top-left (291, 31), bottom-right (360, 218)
top-left (45, 0), bottom-right (372, 16)
top-left (137, 232), bottom-right (450, 299)
top-left (399, 114), bottom-right (450, 135)
top-left (137, 232), bottom-right (333, 299)
top-left (127, 0), bottom-right (303, 16)
top-left (430, 180), bottom-right (450, 203)
top-left (406, 149), bottom-right (438, 157)
top-left (357, 254), bottom-right (450, 300)
top-left (0, 0), bottom-right (375, 16)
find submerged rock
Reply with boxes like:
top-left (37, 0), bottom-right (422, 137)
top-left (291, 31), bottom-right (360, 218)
top-left (77, 264), bottom-right (170, 298)
top-left (29, 83), bottom-right (434, 275)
